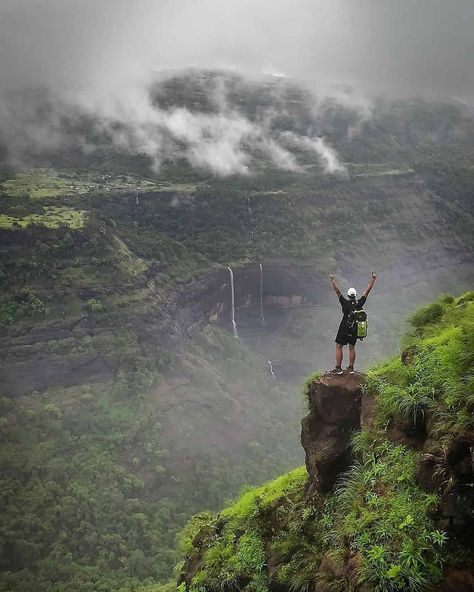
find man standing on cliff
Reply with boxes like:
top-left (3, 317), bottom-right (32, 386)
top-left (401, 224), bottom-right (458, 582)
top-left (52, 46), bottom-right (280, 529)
top-left (328, 272), bottom-right (377, 374)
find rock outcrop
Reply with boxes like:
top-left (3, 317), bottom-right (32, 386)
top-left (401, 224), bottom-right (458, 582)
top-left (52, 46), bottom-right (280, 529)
top-left (400, 348), bottom-right (474, 545)
top-left (180, 365), bottom-right (474, 592)
top-left (301, 372), bottom-right (364, 493)
top-left (416, 432), bottom-right (474, 544)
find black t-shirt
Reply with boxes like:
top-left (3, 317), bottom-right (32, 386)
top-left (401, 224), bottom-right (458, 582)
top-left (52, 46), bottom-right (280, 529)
top-left (339, 294), bottom-right (366, 326)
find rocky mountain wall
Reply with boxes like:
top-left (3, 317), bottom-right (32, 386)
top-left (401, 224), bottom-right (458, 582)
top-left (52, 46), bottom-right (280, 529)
top-left (301, 372), bottom-right (364, 493)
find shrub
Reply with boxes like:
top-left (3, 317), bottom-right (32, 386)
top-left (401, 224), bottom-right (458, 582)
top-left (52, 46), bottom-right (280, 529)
top-left (0, 288), bottom-right (47, 325)
top-left (86, 298), bottom-right (105, 313)
top-left (409, 300), bottom-right (445, 329)
top-left (333, 437), bottom-right (444, 591)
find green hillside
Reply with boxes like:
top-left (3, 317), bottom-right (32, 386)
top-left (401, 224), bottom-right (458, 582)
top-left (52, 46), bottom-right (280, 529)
top-left (178, 293), bottom-right (474, 592)
top-left (0, 325), bottom-right (300, 592)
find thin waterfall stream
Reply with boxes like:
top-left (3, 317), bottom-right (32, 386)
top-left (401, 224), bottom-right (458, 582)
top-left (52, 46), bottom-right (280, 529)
top-left (227, 266), bottom-right (238, 338)
top-left (267, 360), bottom-right (275, 377)
top-left (226, 263), bottom-right (276, 375)
top-left (259, 262), bottom-right (265, 324)
top-left (247, 193), bottom-right (256, 239)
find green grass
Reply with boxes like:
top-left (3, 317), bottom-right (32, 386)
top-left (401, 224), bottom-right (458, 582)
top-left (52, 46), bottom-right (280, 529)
top-left (0, 206), bottom-right (85, 229)
top-left (1, 169), bottom-right (90, 198)
top-left (332, 435), bottom-right (444, 592)
top-left (180, 467), bottom-right (308, 592)
top-left (0, 169), bottom-right (200, 199)
top-left (348, 162), bottom-right (415, 177)
top-left (367, 292), bottom-right (474, 440)
top-left (179, 292), bottom-right (474, 592)
top-left (220, 467), bottom-right (308, 522)
top-left (181, 444), bottom-right (445, 592)
top-left (151, 182), bottom-right (200, 193)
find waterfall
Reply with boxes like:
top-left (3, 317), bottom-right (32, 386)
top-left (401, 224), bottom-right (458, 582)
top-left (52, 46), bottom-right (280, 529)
top-left (267, 360), bottom-right (275, 377)
top-left (259, 262), bottom-right (265, 324)
top-left (227, 266), bottom-right (238, 338)
top-left (257, 351), bottom-right (276, 378)
top-left (248, 194), bottom-right (256, 238)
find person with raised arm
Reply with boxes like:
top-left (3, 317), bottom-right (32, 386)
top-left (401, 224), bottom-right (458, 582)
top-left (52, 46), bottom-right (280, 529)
top-left (328, 272), bottom-right (377, 374)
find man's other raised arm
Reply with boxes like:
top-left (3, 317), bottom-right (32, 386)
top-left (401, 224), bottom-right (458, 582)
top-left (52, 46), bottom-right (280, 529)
top-left (362, 272), bottom-right (377, 298)
top-left (328, 274), bottom-right (341, 297)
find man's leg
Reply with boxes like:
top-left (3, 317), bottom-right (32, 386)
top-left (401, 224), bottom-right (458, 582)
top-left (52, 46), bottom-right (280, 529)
top-left (348, 344), bottom-right (356, 368)
top-left (335, 343), bottom-right (343, 368)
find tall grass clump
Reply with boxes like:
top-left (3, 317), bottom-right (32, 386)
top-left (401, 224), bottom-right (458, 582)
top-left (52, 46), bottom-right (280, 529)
top-left (368, 293), bottom-right (474, 440)
top-left (185, 468), bottom-right (308, 592)
top-left (330, 434), bottom-right (445, 591)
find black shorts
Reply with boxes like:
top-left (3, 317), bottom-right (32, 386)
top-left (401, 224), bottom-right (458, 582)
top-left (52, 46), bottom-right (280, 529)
top-left (335, 323), bottom-right (356, 346)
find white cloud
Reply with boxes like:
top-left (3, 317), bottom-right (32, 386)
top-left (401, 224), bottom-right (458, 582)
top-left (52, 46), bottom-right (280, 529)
top-left (0, 76), bottom-right (352, 176)
top-left (281, 132), bottom-right (347, 175)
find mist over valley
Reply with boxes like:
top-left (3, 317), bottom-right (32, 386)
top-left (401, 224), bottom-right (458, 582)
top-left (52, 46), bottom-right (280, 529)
top-left (0, 3), bottom-right (473, 591)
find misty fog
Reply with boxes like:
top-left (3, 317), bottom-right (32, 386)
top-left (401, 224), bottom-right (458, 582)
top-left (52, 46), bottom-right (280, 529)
top-left (1, 0), bottom-right (474, 175)
top-left (1, 0), bottom-right (474, 98)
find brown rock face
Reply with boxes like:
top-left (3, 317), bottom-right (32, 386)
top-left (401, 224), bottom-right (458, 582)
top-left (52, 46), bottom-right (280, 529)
top-left (301, 372), bottom-right (364, 494)
top-left (416, 432), bottom-right (474, 544)
top-left (440, 567), bottom-right (474, 592)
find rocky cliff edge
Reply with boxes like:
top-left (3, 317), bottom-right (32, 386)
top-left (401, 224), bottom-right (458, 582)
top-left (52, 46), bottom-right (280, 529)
top-left (301, 371), bottom-right (364, 494)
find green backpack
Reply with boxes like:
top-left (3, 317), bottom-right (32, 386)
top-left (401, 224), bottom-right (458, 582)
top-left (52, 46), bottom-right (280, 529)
top-left (348, 307), bottom-right (368, 340)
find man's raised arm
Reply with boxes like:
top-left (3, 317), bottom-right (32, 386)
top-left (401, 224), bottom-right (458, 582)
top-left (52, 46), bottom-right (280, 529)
top-left (362, 272), bottom-right (377, 298)
top-left (328, 274), bottom-right (341, 297)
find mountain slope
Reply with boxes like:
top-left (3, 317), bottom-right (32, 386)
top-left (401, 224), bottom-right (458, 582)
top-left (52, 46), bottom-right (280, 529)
top-left (0, 325), bottom-right (301, 591)
top-left (179, 293), bottom-right (474, 592)
top-left (1, 72), bottom-right (474, 591)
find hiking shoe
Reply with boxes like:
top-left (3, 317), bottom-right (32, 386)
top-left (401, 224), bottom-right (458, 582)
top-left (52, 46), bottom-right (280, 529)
top-left (346, 366), bottom-right (355, 374)
top-left (330, 367), bottom-right (343, 375)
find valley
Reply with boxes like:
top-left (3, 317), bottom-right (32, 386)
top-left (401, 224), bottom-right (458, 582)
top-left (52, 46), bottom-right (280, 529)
top-left (0, 71), bottom-right (473, 591)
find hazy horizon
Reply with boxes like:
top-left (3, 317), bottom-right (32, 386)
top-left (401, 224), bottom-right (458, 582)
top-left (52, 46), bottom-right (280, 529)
top-left (1, 0), bottom-right (473, 102)
top-left (1, 1), bottom-right (474, 175)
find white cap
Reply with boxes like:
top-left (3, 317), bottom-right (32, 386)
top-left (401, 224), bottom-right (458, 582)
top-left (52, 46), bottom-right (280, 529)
top-left (347, 287), bottom-right (357, 298)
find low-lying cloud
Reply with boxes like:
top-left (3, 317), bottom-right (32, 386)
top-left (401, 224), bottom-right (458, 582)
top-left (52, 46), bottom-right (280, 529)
top-left (99, 89), bottom-right (346, 176)
top-left (0, 77), bottom-right (348, 177)
top-left (281, 133), bottom-right (347, 175)
top-left (1, 0), bottom-right (472, 176)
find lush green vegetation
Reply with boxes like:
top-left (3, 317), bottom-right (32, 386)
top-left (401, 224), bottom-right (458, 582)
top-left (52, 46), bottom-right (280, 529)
top-left (0, 391), bottom-right (179, 591)
top-left (0, 288), bottom-right (48, 325)
top-left (0, 206), bottom-right (85, 229)
top-left (368, 292), bottom-right (474, 440)
top-left (179, 468), bottom-right (308, 592)
top-left (179, 293), bottom-right (474, 592)
top-left (1, 84), bottom-right (473, 592)
top-left (178, 445), bottom-right (445, 592)
top-left (0, 324), bottom-right (300, 592)
top-left (329, 436), bottom-right (445, 592)
top-left (0, 168), bottom-right (200, 199)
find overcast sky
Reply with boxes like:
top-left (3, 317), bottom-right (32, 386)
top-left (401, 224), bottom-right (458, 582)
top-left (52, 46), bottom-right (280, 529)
top-left (1, 0), bottom-right (473, 101)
